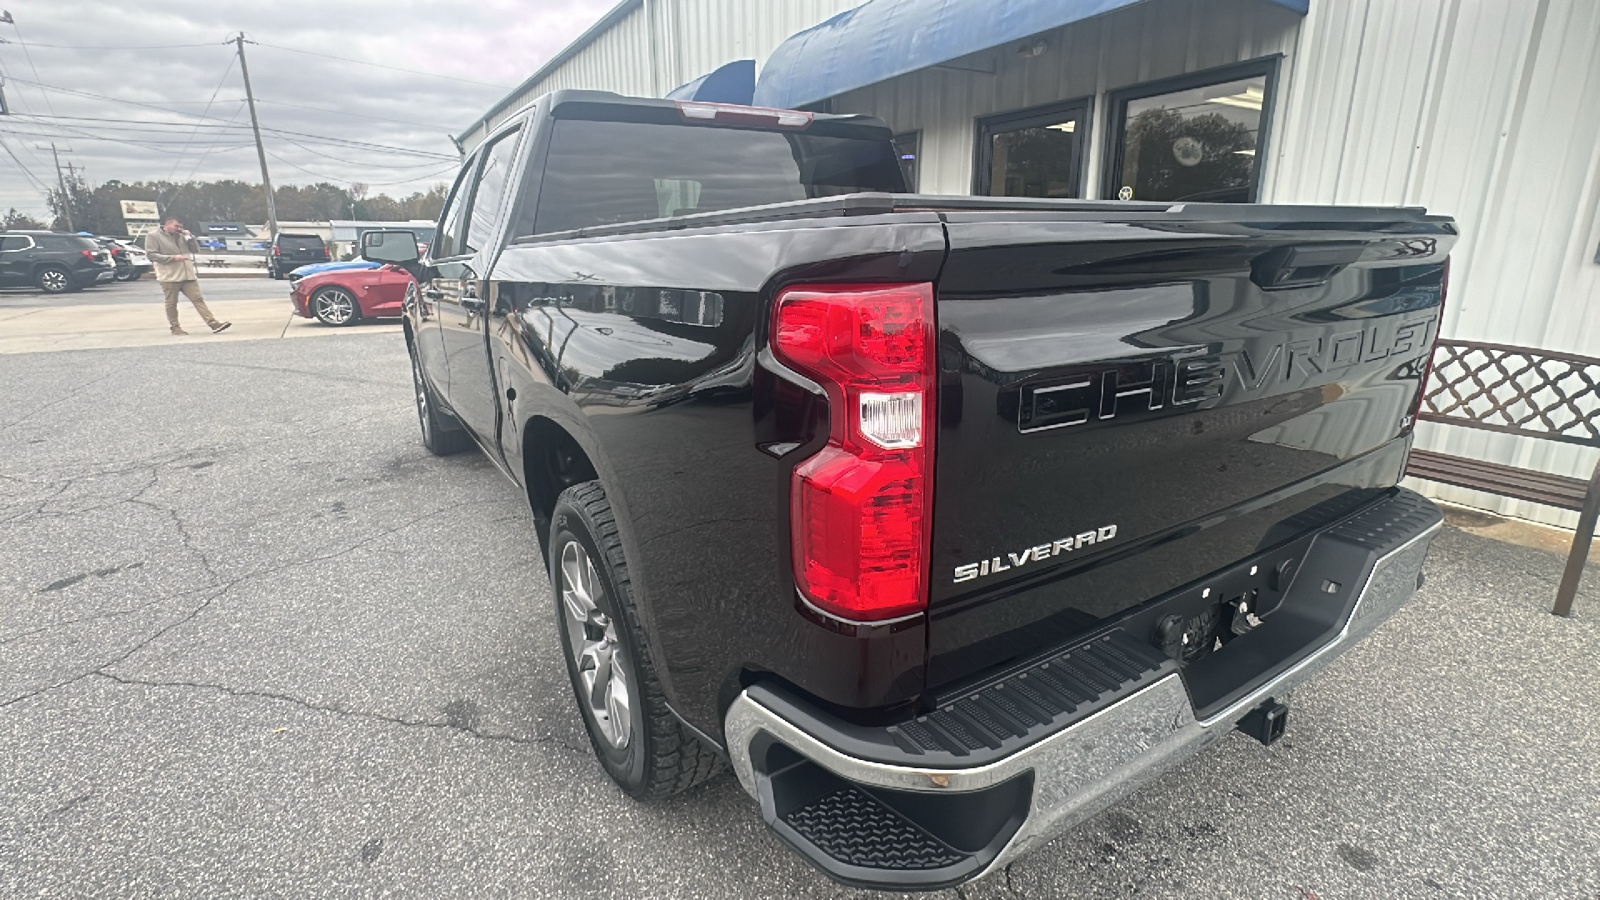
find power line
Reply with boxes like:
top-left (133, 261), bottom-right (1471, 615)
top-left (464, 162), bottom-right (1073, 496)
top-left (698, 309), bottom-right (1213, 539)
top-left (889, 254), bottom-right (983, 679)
top-left (7, 108), bottom-right (457, 160)
top-left (166, 100), bottom-right (254, 209)
top-left (8, 114), bottom-right (256, 134)
top-left (269, 135), bottom-right (461, 170)
top-left (349, 163), bottom-right (463, 187)
top-left (0, 39), bottom-right (223, 50)
top-left (4, 18), bottom-right (60, 124)
top-left (0, 29), bottom-right (58, 176)
top-left (0, 133), bottom-right (51, 193)
top-left (165, 52), bottom-right (239, 183)
top-left (251, 41), bottom-right (511, 89)
top-left (0, 123), bottom-right (254, 153)
top-left (254, 98), bottom-right (455, 132)
top-left (262, 147), bottom-right (459, 184)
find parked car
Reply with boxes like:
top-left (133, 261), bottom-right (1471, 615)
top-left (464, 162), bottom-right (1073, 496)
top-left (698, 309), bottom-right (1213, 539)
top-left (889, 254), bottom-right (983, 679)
top-left (110, 239), bottom-right (153, 281)
top-left (288, 261), bottom-right (413, 326)
top-left (267, 232), bottom-right (331, 279)
top-left (377, 91), bottom-right (1456, 892)
top-left (0, 230), bottom-right (116, 293)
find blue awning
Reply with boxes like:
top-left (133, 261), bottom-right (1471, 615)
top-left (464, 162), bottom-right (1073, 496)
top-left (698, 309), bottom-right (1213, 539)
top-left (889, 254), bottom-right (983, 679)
top-left (666, 59), bottom-right (756, 104)
top-left (753, 0), bottom-right (1307, 110)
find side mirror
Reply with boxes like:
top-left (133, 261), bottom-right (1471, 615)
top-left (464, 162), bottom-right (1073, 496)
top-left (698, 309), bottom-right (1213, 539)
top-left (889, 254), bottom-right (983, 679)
top-left (361, 230), bottom-right (420, 264)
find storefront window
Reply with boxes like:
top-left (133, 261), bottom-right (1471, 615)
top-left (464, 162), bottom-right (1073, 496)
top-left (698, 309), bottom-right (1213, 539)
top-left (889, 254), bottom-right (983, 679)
top-left (1105, 60), bottom-right (1276, 203)
top-left (893, 132), bottom-right (921, 192)
top-left (976, 99), bottom-right (1089, 198)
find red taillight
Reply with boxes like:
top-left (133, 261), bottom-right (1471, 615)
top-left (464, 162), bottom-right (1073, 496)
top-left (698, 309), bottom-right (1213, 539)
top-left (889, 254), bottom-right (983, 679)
top-left (772, 283), bottom-right (936, 621)
top-left (322, 248), bottom-right (331, 259)
top-left (273, 246), bottom-right (281, 256)
top-left (1409, 258), bottom-right (1450, 427)
top-left (80, 249), bottom-right (96, 259)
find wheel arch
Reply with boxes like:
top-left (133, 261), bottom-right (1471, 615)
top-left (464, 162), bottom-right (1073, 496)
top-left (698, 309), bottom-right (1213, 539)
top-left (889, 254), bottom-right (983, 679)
top-left (521, 414), bottom-right (600, 557)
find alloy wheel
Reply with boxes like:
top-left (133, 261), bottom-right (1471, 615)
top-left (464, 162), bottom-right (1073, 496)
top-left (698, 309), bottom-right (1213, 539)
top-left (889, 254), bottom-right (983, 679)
top-left (40, 270), bottom-right (67, 292)
top-left (315, 288), bottom-right (355, 325)
top-left (560, 540), bottom-right (632, 750)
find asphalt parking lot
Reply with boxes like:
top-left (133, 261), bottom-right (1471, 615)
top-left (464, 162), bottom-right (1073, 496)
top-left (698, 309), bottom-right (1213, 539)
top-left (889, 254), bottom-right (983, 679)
top-left (2, 331), bottom-right (1598, 899)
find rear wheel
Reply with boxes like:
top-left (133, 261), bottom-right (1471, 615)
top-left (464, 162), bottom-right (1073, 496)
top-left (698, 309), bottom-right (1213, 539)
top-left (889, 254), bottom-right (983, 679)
top-left (115, 268), bottom-right (137, 282)
top-left (408, 341), bottom-right (473, 455)
top-left (35, 266), bottom-right (75, 294)
top-left (312, 286), bottom-right (359, 326)
top-left (550, 482), bottom-right (724, 799)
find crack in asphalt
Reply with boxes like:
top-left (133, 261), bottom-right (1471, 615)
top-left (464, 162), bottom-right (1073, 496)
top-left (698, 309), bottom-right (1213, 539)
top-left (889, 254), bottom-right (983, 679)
top-left (170, 357), bottom-right (409, 389)
top-left (1, 494), bottom-right (522, 709)
top-left (90, 672), bottom-right (585, 753)
top-left (0, 372), bottom-right (112, 430)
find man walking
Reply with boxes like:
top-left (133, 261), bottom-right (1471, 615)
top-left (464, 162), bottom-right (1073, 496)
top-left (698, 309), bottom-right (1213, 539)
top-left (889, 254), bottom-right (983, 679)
top-left (143, 217), bottom-right (231, 336)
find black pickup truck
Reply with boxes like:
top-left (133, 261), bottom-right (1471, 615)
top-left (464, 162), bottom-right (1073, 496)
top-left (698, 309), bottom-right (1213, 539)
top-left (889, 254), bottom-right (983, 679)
top-left (365, 91), bottom-right (1455, 891)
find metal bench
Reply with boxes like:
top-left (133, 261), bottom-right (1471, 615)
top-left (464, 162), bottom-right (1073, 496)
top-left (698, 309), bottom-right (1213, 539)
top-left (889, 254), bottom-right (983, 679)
top-left (1407, 339), bottom-right (1600, 616)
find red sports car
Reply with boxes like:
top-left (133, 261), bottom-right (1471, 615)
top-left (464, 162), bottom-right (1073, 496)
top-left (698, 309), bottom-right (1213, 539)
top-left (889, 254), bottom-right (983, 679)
top-left (289, 263), bottom-right (415, 326)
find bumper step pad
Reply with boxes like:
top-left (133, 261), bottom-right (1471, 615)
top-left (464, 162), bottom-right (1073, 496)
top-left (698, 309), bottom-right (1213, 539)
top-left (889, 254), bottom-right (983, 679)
top-left (783, 786), bottom-right (965, 870)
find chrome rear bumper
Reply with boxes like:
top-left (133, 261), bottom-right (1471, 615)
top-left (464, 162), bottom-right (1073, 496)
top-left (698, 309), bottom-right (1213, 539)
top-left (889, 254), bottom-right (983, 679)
top-left (725, 499), bottom-right (1440, 890)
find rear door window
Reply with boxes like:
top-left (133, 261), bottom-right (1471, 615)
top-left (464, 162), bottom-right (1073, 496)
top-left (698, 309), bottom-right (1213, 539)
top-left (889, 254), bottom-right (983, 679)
top-left (279, 236), bottom-right (324, 251)
top-left (524, 119), bottom-right (905, 235)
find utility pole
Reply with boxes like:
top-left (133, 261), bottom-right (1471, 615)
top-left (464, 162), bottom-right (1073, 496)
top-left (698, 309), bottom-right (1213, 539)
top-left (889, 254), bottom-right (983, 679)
top-left (46, 142), bottom-right (71, 231)
top-left (233, 32), bottom-right (278, 237)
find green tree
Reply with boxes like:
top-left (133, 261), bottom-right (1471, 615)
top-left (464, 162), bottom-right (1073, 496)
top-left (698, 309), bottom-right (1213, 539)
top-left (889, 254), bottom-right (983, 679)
top-left (2, 208), bottom-right (47, 230)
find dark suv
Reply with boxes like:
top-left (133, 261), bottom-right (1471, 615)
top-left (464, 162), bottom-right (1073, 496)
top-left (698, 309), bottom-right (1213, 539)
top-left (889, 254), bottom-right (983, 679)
top-left (0, 231), bottom-right (115, 293)
top-left (267, 232), bottom-right (330, 279)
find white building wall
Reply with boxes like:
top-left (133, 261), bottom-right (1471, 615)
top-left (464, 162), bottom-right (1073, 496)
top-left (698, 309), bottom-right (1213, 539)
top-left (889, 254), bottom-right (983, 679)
top-left (1270, 0), bottom-right (1600, 530)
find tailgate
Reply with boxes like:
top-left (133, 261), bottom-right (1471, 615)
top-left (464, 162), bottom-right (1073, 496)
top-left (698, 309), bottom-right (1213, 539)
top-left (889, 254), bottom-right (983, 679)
top-left (927, 206), bottom-right (1454, 688)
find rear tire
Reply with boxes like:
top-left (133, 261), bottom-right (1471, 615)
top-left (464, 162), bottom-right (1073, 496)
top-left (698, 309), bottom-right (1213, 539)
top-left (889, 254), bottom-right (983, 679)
top-left (35, 266), bottom-right (76, 294)
top-left (408, 341), bottom-right (473, 456)
top-left (550, 481), bottom-right (724, 799)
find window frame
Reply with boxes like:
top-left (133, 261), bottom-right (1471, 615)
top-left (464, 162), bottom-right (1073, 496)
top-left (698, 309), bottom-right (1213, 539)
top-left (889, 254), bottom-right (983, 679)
top-left (892, 131), bottom-right (922, 193)
top-left (0, 235), bottom-right (36, 252)
top-left (431, 149), bottom-right (482, 261)
top-left (1100, 56), bottom-right (1281, 203)
top-left (972, 96), bottom-right (1093, 198)
top-left (461, 124), bottom-right (524, 257)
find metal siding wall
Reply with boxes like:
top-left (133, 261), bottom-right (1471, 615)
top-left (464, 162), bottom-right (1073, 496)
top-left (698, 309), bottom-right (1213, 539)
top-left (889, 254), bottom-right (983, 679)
top-left (1272, 0), bottom-right (1600, 530)
top-left (829, 0), bottom-right (1304, 197)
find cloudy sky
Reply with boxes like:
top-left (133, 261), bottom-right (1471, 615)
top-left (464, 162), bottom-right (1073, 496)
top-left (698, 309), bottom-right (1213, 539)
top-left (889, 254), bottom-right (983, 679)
top-left (0, 0), bottom-right (618, 216)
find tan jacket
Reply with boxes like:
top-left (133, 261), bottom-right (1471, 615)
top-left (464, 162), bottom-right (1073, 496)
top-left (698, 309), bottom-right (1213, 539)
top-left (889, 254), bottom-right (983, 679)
top-left (143, 228), bottom-right (200, 282)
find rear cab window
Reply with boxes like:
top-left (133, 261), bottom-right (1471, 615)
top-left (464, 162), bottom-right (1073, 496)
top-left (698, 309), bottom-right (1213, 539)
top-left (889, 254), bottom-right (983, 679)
top-left (519, 108), bottom-right (906, 236)
top-left (278, 235), bottom-right (325, 251)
